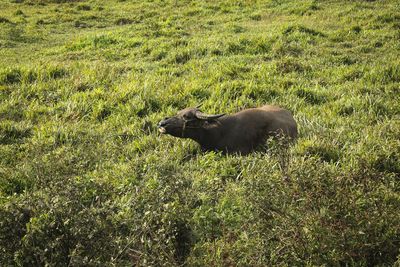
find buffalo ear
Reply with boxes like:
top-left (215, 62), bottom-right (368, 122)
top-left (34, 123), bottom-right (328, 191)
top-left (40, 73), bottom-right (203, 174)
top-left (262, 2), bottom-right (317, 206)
top-left (195, 110), bottom-right (225, 120)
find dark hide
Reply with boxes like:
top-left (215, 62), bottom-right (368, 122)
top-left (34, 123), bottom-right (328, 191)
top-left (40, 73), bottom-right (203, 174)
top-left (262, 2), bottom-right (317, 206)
top-left (158, 105), bottom-right (298, 155)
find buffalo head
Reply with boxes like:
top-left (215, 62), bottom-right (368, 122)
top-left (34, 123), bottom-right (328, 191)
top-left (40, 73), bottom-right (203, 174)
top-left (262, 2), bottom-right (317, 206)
top-left (157, 106), bottom-right (225, 138)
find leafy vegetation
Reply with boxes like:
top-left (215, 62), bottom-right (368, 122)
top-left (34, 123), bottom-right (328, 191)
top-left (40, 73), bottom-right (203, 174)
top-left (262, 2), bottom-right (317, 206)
top-left (1, 0), bottom-right (399, 265)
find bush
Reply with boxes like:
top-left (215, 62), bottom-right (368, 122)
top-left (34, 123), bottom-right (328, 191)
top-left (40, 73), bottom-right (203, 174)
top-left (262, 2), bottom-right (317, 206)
top-left (0, 156), bottom-right (197, 266)
top-left (244, 157), bottom-right (400, 265)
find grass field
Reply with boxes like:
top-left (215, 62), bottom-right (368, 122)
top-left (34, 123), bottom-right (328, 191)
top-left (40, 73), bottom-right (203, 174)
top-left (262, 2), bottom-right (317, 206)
top-left (1, 0), bottom-right (400, 265)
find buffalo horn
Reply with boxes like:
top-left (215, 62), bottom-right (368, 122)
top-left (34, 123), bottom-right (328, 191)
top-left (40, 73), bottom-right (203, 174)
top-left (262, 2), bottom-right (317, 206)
top-left (195, 111), bottom-right (225, 120)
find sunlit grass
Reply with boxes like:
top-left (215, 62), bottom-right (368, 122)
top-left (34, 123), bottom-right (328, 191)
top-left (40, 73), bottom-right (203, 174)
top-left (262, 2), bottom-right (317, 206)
top-left (0, 0), bottom-right (399, 265)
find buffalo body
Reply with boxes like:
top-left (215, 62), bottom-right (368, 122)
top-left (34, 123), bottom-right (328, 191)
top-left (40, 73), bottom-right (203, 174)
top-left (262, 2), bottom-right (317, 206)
top-left (158, 105), bottom-right (297, 154)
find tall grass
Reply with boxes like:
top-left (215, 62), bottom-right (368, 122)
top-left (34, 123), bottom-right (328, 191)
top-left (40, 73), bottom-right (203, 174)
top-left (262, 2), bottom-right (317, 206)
top-left (0, 0), bottom-right (399, 265)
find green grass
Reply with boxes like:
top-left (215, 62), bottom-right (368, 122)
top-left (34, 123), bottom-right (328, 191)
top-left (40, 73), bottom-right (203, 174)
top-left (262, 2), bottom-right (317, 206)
top-left (1, 0), bottom-right (400, 265)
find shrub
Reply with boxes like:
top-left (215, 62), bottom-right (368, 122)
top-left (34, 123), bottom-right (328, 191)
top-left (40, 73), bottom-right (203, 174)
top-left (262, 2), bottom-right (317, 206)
top-left (244, 157), bottom-right (400, 265)
top-left (2, 157), bottom-right (197, 266)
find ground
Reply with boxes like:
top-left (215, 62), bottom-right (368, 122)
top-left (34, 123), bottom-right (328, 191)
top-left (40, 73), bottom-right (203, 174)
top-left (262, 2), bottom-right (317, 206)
top-left (0, 0), bottom-right (399, 265)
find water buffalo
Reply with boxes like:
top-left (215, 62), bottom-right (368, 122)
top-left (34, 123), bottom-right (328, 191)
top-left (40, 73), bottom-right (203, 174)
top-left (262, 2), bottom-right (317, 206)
top-left (158, 105), bottom-right (298, 155)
